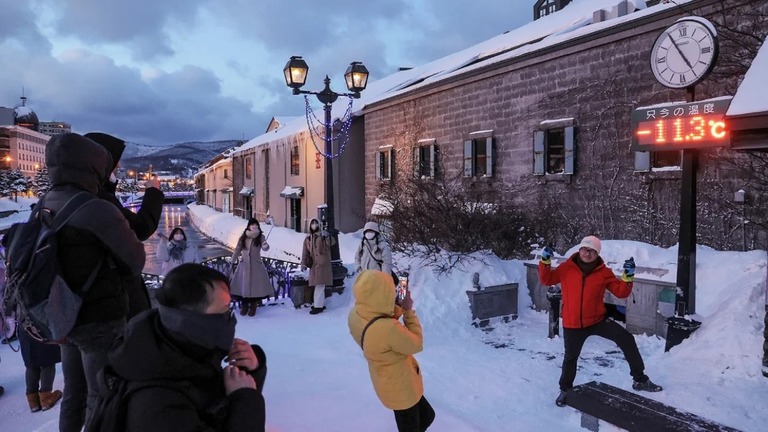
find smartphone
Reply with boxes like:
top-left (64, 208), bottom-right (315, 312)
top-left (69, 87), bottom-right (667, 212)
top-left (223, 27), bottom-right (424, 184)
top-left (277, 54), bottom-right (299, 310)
top-left (396, 276), bottom-right (408, 303)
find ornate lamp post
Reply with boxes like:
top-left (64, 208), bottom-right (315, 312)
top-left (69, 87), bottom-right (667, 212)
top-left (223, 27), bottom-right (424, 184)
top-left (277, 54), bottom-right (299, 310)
top-left (283, 56), bottom-right (369, 285)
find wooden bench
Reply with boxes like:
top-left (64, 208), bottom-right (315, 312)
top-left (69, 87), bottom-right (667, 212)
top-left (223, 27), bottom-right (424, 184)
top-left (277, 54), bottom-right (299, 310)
top-left (566, 381), bottom-right (740, 432)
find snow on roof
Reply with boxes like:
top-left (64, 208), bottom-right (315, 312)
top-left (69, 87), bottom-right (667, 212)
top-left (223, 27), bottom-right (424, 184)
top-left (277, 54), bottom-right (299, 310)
top-left (727, 40), bottom-right (768, 117)
top-left (234, 0), bottom-right (686, 156)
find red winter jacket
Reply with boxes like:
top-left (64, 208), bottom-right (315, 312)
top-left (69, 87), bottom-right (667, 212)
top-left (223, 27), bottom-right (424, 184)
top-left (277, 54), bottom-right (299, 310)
top-left (539, 253), bottom-right (633, 329)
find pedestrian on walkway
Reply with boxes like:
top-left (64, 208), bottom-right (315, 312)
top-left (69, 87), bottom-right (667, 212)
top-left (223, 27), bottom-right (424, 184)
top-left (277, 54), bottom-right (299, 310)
top-left (230, 218), bottom-right (273, 316)
top-left (355, 221), bottom-right (395, 282)
top-left (301, 218), bottom-right (334, 315)
top-left (538, 235), bottom-right (662, 408)
top-left (156, 227), bottom-right (199, 276)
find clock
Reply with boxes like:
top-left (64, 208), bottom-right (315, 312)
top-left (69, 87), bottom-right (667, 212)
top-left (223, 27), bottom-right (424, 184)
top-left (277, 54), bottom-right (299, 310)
top-left (650, 17), bottom-right (719, 89)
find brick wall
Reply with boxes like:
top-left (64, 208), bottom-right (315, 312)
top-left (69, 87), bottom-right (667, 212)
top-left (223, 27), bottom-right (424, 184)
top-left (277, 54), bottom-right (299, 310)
top-left (364, 0), bottom-right (768, 250)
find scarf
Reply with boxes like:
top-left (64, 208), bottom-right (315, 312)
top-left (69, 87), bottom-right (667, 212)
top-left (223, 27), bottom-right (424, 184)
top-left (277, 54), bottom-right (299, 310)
top-left (158, 304), bottom-right (236, 353)
top-left (574, 255), bottom-right (603, 275)
top-left (168, 239), bottom-right (187, 261)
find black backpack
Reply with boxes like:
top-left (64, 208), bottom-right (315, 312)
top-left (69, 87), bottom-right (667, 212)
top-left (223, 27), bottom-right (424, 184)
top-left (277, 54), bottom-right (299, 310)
top-left (2, 191), bottom-right (101, 343)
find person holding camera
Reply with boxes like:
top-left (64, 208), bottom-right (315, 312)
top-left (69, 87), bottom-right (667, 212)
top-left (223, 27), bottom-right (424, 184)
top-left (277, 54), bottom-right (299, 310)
top-left (92, 264), bottom-right (266, 431)
top-left (348, 270), bottom-right (435, 432)
top-left (539, 236), bottom-right (662, 408)
top-left (301, 218), bottom-right (334, 315)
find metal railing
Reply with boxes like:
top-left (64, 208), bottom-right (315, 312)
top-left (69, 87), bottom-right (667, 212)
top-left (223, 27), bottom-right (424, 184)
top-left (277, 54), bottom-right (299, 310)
top-left (143, 256), bottom-right (305, 302)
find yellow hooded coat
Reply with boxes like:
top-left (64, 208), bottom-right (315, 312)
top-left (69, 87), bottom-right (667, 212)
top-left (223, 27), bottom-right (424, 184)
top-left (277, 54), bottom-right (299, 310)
top-left (348, 270), bottom-right (424, 410)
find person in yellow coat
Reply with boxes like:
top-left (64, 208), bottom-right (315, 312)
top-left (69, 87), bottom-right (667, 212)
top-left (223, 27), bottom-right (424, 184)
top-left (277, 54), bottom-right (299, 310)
top-left (348, 270), bottom-right (435, 432)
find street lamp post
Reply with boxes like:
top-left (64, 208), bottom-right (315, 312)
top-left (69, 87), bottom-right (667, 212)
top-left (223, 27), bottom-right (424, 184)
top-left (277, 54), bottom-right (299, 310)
top-left (283, 56), bottom-right (369, 286)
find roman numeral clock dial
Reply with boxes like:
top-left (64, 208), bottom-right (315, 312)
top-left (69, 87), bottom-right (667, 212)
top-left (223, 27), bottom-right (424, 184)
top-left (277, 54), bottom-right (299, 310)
top-left (650, 17), bottom-right (719, 89)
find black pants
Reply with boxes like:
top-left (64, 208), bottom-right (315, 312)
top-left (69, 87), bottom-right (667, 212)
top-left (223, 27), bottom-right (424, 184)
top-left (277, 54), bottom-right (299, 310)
top-left (393, 396), bottom-right (435, 432)
top-left (559, 319), bottom-right (646, 391)
top-left (26, 365), bottom-right (56, 393)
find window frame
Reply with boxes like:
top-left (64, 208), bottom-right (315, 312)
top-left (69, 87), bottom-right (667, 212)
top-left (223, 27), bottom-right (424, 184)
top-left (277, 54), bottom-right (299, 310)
top-left (463, 131), bottom-right (494, 178)
top-left (375, 146), bottom-right (395, 181)
top-left (290, 145), bottom-right (300, 176)
top-left (413, 139), bottom-right (437, 179)
top-left (244, 156), bottom-right (252, 180)
top-left (534, 119), bottom-right (575, 177)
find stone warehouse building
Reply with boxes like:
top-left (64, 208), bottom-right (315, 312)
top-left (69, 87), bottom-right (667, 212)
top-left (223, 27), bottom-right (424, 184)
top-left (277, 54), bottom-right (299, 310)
top-left (227, 0), bottom-right (767, 249)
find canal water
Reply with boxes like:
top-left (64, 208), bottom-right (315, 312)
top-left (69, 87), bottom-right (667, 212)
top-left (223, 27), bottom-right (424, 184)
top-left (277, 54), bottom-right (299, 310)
top-left (142, 204), bottom-right (231, 276)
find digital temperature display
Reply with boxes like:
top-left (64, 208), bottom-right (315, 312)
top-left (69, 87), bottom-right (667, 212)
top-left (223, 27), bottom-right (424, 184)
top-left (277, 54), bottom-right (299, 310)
top-left (630, 98), bottom-right (731, 151)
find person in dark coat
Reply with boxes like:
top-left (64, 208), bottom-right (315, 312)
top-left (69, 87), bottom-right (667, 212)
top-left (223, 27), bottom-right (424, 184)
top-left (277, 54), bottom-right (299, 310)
top-left (301, 218), bottom-right (334, 315)
top-left (85, 132), bottom-right (164, 318)
top-left (43, 133), bottom-right (147, 432)
top-left (1, 229), bottom-right (63, 412)
top-left (98, 263), bottom-right (266, 432)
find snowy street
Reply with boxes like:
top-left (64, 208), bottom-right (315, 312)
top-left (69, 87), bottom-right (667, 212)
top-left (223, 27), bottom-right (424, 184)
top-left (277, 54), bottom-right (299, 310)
top-left (2, 202), bottom-right (767, 431)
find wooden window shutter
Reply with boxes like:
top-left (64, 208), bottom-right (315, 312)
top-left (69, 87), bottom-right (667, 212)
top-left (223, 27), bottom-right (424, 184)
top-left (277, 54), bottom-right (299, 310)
top-left (388, 148), bottom-right (395, 180)
top-left (375, 151), bottom-right (382, 180)
top-left (413, 146), bottom-right (421, 178)
top-left (634, 151), bottom-right (651, 172)
top-left (564, 126), bottom-right (575, 175)
top-left (533, 131), bottom-right (545, 176)
top-left (463, 140), bottom-right (474, 177)
top-left (485, 137), bottom-right (494, 177)
top-left (429, 144), bottom-right (436, 178)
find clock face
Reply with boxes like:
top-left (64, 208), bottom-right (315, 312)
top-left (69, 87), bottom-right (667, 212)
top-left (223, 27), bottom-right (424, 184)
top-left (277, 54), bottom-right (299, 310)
top-left (650, 18), bottom-right (719, 89)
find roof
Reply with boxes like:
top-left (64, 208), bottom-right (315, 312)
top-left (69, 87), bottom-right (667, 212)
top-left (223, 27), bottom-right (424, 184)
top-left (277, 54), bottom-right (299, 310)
top-left (233, 0), bottom-right (686, 156)
top-left (727, 40), bottom-right (768, 118)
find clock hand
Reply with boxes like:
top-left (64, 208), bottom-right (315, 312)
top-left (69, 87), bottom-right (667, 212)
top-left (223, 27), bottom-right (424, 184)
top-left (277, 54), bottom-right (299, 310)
top-left (668, 34), bottom-right (694, 71)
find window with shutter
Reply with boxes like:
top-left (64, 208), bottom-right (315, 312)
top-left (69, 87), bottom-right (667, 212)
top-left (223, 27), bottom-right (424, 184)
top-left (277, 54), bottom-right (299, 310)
top-left (375, 148), bottom-right (394, 181)
top-left (414, 143), bottom-right (437, 179)
top-left (533, 120), bottom-right (576, 177)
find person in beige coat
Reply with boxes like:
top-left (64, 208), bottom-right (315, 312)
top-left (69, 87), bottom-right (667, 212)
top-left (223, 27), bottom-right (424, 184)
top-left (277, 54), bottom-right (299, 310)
top-left (301, 218), bottom-right (334, 315)
top-left (230, 218), bottom-right (273, 316)
top-left (348, 270), bottom-right (435, 432)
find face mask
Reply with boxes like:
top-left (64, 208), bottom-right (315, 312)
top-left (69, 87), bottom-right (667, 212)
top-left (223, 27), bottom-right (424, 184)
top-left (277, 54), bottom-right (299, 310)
top-left (173, 234), bottom-right (184, 241)
top-left (249, 227), bottom-right (261, 235)
top-left (158, 304), bottom-right (236, 352)
top-left (310, 223), bottom-right (319, 231)
top-left (365, 232), bottom-right (376, 240)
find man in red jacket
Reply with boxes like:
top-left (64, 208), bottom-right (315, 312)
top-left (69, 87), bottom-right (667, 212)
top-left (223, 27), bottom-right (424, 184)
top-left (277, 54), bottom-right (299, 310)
top-left (539, 236), bottom-right (662, 407)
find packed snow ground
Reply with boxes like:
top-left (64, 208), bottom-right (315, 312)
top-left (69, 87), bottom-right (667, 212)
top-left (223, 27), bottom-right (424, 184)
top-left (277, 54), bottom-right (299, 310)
top-left (1, 202), bottom-right (767, 431)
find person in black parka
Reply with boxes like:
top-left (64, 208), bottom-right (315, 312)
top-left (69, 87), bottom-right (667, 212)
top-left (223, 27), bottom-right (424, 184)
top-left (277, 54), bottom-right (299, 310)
top-left (98, 264), bottom-right (266, 432)
top-left (44, 133), bottom-right (147, 432)
top-left (85, 132), bottom-right (164, 317)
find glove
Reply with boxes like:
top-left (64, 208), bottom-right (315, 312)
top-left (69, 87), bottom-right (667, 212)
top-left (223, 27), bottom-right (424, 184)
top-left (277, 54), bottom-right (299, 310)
top-left (622, 257), bottom-right (635, 282)
top-left (320, 230), bottom-right (330, 238)
top-left (540, 246), bottom-right (554, 265)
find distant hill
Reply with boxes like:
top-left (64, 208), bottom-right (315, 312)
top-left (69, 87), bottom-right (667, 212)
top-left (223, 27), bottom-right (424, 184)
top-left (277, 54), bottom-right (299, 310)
top-left (121, 140), bottom-right (243, 176)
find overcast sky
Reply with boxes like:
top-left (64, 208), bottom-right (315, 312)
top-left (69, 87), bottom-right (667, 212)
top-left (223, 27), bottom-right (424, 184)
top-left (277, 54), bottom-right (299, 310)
top-left (0, 1), bottom-right (531, 146)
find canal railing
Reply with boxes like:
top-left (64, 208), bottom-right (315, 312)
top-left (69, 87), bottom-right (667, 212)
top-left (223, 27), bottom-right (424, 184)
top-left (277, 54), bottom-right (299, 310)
top-left (142, 255), bottom-right (306, 304)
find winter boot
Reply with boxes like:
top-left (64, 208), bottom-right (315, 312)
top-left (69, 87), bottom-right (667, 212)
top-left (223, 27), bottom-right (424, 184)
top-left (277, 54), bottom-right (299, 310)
top-left (555, 390), bottom-right (568, 407)
top-left (632, 378), bottom-right (663, 392)
top-left (0, 385), bottom-right (4, 397)
top-left (248, 302), bottom-right (257, 317)
top-left (240, 302), bottom-right (250, 316)
top-left (26, 392), bottom-right (42, 413)
top-left (309, 306), bottom-right (326, 315)
top-left (39, 390), bottom-right (63, 411)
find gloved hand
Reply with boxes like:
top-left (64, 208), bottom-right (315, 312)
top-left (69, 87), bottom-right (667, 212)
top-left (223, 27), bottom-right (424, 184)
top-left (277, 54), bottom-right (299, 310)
top-left (320, 230), bottom-right (330, 238)
top-left (540, 246), bottom-right (554, 265)
top-left (622, 257), bottom-right (635, 282)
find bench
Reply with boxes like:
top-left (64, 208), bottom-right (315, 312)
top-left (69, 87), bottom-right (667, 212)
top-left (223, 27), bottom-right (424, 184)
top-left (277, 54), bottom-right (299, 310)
top-left (566, 381), bottom-right (740, 432)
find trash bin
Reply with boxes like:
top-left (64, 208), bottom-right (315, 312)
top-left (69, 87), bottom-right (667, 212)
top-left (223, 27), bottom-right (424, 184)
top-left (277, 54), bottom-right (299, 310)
top-left (664, 316), bottom-right (701, 352)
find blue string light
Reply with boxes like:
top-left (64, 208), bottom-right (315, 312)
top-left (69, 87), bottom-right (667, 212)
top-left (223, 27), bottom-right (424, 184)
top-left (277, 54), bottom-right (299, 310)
top-left (304, 96), bottom-right (355, 160)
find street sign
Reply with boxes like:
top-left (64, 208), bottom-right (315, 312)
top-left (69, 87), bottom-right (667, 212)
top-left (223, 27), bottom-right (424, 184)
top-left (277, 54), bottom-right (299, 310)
top-left (631, 97), bottom-right (732, 151)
